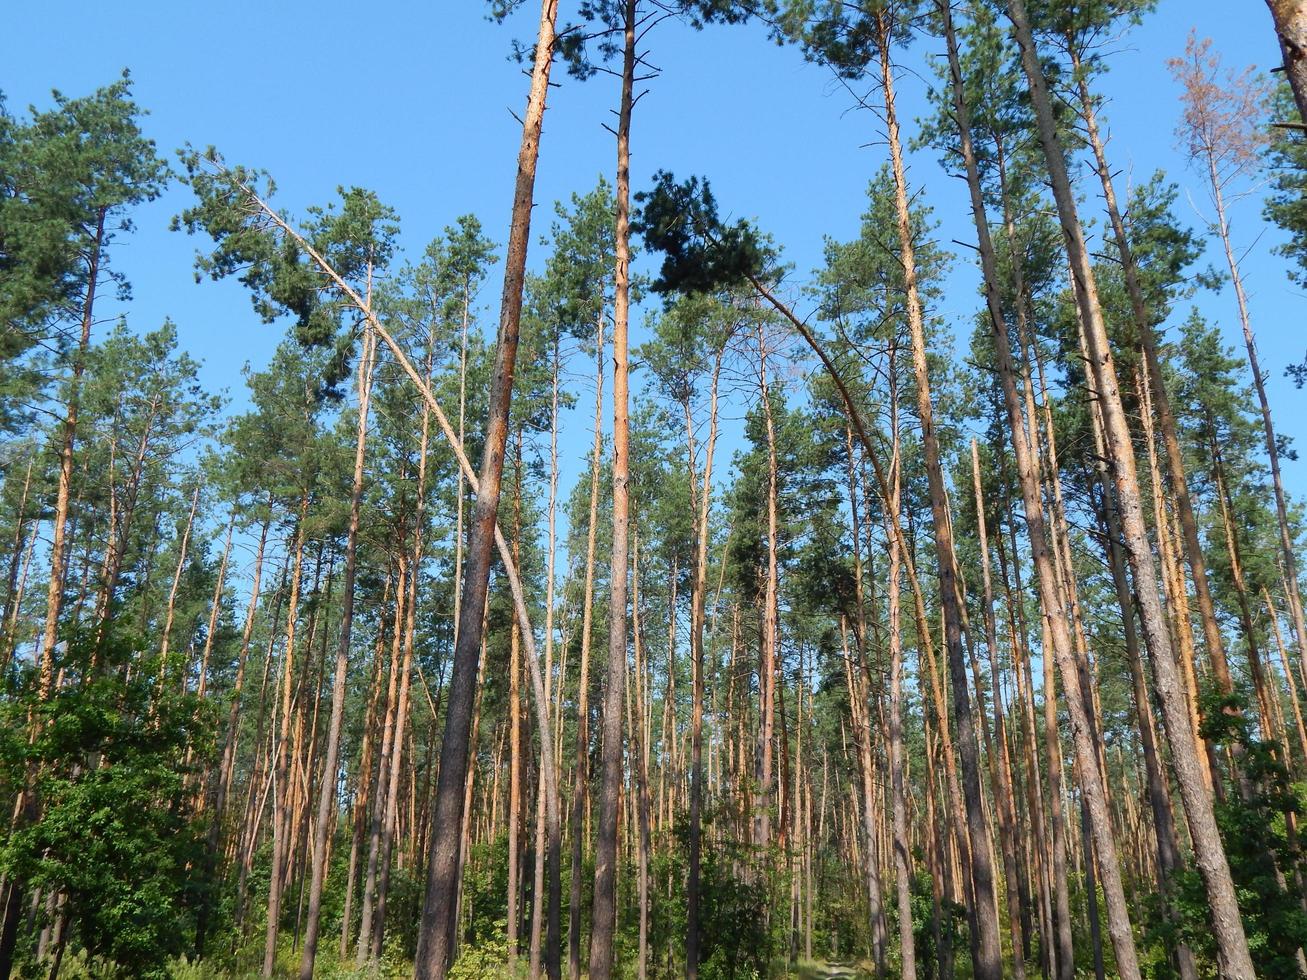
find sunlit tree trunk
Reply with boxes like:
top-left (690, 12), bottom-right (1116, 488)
top-left (570, 306), bottom-right (605, 980)
top-left (1006, 3), bottom-right (1255, 973)
top-left (263, 493), bottom-right (310, 977)
top-left (877, 12), bottom-right (1000, 975)
top-left (686, 345), bottom-right (724, 979)
top-left (940, 9), bottom-right (1140, 975)
top-left (1266, 0), bottom-right (1307, 122)
top-left (414, 0), bottom-right (559, 971)
top-left (588, 1), bottom-right (635, 973)
top-left (36, 207), bottom-right (106, 700)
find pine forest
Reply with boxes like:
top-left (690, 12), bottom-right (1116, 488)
top-left (5, 0), bottom-right (1307, 977)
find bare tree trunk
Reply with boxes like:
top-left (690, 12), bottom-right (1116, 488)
top-left (340, 617), bottom-right (386, 960)
top-left (1097, 454), bottom-right (1199, 980)
top-left (237, 555), bottom-right (290, 935)
top-left (374, 554), bottom-right (418, 957)
top-left (753, 323), bottom-right (780, 855)
top-left (1005, 2), bottom-right (1255, 973)
top-left (970, 441), bottom-right (1025, 980)
top-left (686, 345), bottom-right (725, 979)
top-left (940, 8), bottom-right (1140, 975)
top-left (191, 512), bottom-right (235, 706)
top-left (570, 308), bottom-right (605, 980)
top-left (298, 326), bottom-right (376, 978)
top-left (877, 13), bottom-right (1001, 976)
top-left (1070, 49), bottom-right (1237, 716)
top-left (884, 418), bottom-right (916, 979)
top-left (359, 557), bottom-right (407, 964)
top-left (531, 329), bottom-right (564, 978)
top-left (414, 0), bottom-right (558, 972)
top-left (629, 534), bottom-right (652, 980)
top-left (0, 460), bottom-right (33, 659)
top-left (588, 2), bottom-right (635, 971)
top-left (158, 485), bottom-right (201, 676)
top-left (1208, 153), bottom-right (1307, 692)
top-left (508, 446), bottom-right (525, 968)
top-left (454, 630), bottom-right (487, 943)
top-left (263, 494), bottom-right (310, 977)
top-left (194, 511), bottom-right (269, 957)
top-left (1268, 587), bottom-right (1307, 764)
top-left (36, 206), bottom-right (105, 700)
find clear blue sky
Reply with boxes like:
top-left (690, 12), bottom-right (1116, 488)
top-left (6, 0), bottom-right (1305, 517)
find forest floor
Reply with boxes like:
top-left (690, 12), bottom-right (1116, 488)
top-left (793, 959), bottom-right (873, 978)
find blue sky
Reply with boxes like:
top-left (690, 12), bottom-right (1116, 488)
top-left (6, 0), bottom-right (1305, 540)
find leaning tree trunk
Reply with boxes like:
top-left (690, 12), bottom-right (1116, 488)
top-left (1005, 2), bottom-right (1256, 975)
top-left (940, 6), bottom-right (1142, 975)
top-left (1267, 0), bottom-right (1307, 123)
top-left (877, 13), bottom-right (1001, 977)
top-left (413, 0), bottom-right (559, 973)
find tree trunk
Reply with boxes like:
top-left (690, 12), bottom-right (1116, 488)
top-left (885, 424), bottom-right (916, 980)
top-left (588, 2), bottom-right (635, 971)
top-left (263, 494), bottom-right (310, 977)
top-left (1096, 463), bottom-right (1199, 980)
top-left (195, 512), bottom-right (236, 702)
top-left (1266, 0), bottom-right (1307, 123)
top-left (1005, 3), bottom-right (1256, 973)
top-left (686, 345), bottom-right (725, 979)
top-left (531, 329), bottom-right (564, 978)
top-left (970, 441), bottom-right (1025, 980)
top-left (570, 305), bottom-right (606, 980)
top-left (36, 206), bottom-right (105, 700)
top-left (298, 326), bottom-right (376, 978)
top-left (753, 324), bottom-right (780, 855)
top-left (1077, 50), bottom-right (1232, 687)
top-left (157, 484), bottom-right (200, 674)
top-left (877, 13), bottom-right (1001, 976)
top-left (413, 0), bottom-right (558, 972)
top-left (508, 444), bottom-right (525, 967)
top-left (629, 534), bottom-right (653, 980)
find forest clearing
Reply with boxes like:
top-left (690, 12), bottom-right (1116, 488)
top-left (4, 0), bottom-right (1307, 976)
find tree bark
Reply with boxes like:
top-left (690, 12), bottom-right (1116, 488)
top-left (877, 13), bottom-right (1001, 976)
top-left (1267, 0), bottom-right (1307, 123)
top-left (413, 0), bottom-right (558, 972)
top-left (570, 307), bottom-right (605, 980)
top-left (37, 206), bottom-right (105, 700)
top-left (588, 1), bottom-right (635, 971)
top-left (298, 327), bottom-right (376, 978)
top-left (1005, 2), bottom-right (1256, 974)
top-left (686, 345), bottom-right (725, 979)
top-left (263, 494), bottom-right (310, 977)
